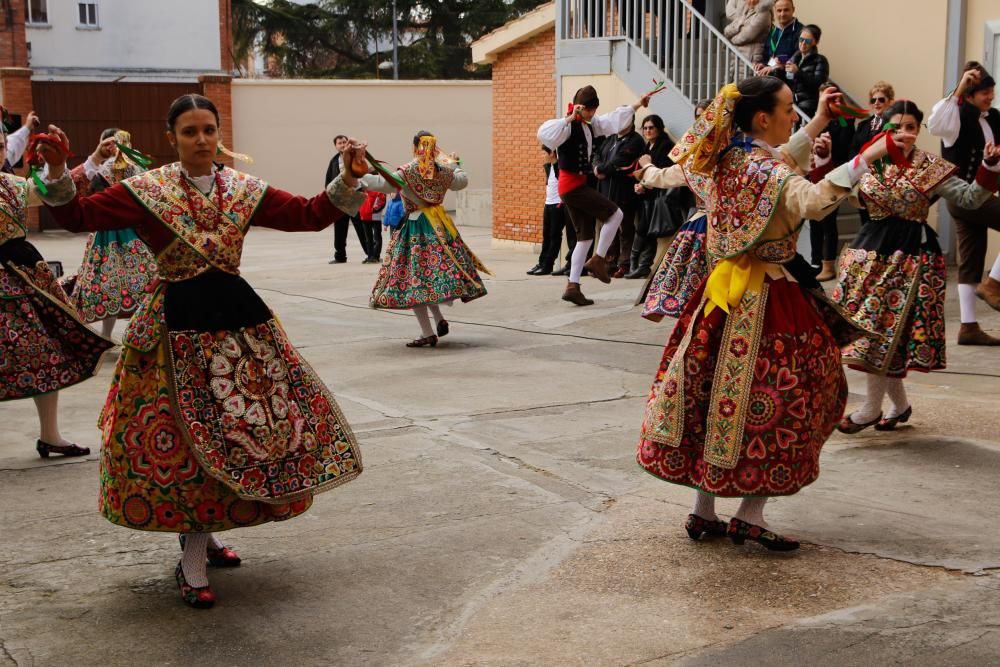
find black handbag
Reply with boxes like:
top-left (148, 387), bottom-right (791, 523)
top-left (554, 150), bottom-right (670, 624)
top-left (647, 187), bottom-right (693, 238)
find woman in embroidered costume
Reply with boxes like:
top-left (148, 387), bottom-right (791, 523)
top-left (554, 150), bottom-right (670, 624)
top-left (638, 100), bottom-right (712, 321)
top-left (65, 129), bottom-right (158, 339)
top-left (0, 126), bottom-right (112, 459)
top-left (39, 94), bottom-right (367, 609)
top-left (362, 131), bottom-right (489, 347)
top-left (832, 100), bottom-right (1000, 434)
top-left (634, 78), bottom-right (898, 551)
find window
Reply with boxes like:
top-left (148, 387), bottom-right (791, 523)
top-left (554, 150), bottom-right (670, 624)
top-left (25, 0), bottom-right (48, 24)
top-left (78, 2), bottom-right (98, 27)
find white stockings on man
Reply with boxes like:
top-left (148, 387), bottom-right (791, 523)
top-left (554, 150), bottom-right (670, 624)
top-left (958, 283), bottom-right (979, 324)
top-left (180, 533), bottom-right (209, 587)
top-left (595, 208), bottom-right (624, 257)
top-left (569, 239), bottom-right (593, 284)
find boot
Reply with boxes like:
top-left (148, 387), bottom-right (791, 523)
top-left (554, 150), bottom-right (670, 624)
top-left (816, 259), bottom-right (837, 282)
top-left (957, 322), bottom-right (1000, 346)
top-left (583, 254), bottom-right (611, 283)
top-left (976, 277), bottom-right (1000, 312)
top-left (561, 281), bottom-right (594, 306)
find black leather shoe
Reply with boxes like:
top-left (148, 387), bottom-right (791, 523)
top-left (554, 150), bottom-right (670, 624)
top-left (552, 265), bottom-right (570, 277)
top-left (624, 268), bottom-right (651, 279)
top-left (535, 266), bottom-right (553, 276)
top-left (526, 265), bottom-right (543, 275)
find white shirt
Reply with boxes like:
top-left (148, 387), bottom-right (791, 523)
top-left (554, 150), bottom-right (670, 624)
top-left (537, 105), bottom-right (636, 161)
top-left (181, 164), bottom-right (219, 195)
top-left (928, 95), bottom-right (995, 148)
top-left (5, 125), bottom-right (29, 167)
top-left (544, 165), bottom-right (560, 205)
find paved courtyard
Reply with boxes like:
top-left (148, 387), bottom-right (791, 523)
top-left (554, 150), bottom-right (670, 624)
top-left (3, 221), bottom-right (1000, 666)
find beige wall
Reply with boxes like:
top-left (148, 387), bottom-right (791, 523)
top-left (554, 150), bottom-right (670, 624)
top-left (230, 80), bottom-right (492, 212)
top-left (965, 0), bottom-right (1000, 67)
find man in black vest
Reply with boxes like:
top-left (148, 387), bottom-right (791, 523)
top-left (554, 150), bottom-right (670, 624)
top-left (594, 119), bottom-right (646, 278)
top-left (537, 86), bottom-right (650, 306)
top-left (325, 134), bottom-right (368, 263)
top-left (928, 62), bottom-right (1000, 345)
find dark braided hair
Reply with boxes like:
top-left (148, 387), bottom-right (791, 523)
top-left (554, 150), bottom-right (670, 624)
top-left (732, 76), bottom-right (788, 134)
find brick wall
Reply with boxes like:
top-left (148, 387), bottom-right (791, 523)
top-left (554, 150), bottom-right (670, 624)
top-left (199, 74), bottom-right (234, 167)
top-left (491, 29), bottom-right (555, 243)
top-left (0, 0), bottom-right (28, 69)
top-left (218, 0), bottom-right (234, 73)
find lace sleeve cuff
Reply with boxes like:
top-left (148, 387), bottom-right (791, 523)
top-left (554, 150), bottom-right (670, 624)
top-left (326, 174), bottom-right (367, 216)
top-left (38, 170), bottom-right (77, 207)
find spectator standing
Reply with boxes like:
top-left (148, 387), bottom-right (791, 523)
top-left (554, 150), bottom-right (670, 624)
top-left (595, 120), bottom-right (646, 278)
top-left (755, 0), bottom-right (802, 76)
top-left (723, 0), bottom-right (774, 66)
top-left (852, 81), bottom-right (896, 226)
top-left (808, 88), bottom-right (855, 280)
top-left (927, 61), bottom-right (1000, 345)
top-left (779, 24), bottom-right (828, 118)
top-left (358, 189), bottom-right (386, 263)
top-left (628, 114), bottom-right (675, 279)
top-left (325, 134), bottom-right (369, 263)
top-left (527, 146), bottom-right (576, 276)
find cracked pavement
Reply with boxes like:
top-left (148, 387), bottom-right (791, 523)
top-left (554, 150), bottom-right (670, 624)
top-left (2, 223), bottom-right (1000, 666)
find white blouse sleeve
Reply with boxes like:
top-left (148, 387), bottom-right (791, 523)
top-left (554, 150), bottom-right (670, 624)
top-left (927, 95), bottom-right (962, 148)
top-left (590, 105), bottom-right (636, 138)
top-left (538, 117), bottom-right (572, 150)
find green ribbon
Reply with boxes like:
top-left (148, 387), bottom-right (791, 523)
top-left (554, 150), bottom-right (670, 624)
top-left (29, 166), bottom-right (48, 196)
top-left (115, 142), bottom-right (153, 167)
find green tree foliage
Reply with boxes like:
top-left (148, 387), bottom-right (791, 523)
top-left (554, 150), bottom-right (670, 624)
top-left (232, 0), bottom-right (548, 79)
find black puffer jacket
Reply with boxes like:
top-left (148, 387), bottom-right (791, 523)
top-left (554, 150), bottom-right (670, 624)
top-left (781, 50), bottom-right (829, 118)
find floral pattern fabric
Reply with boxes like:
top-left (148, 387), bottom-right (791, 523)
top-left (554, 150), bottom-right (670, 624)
top-left (69, 228), bottom-right (158, 322)
top-left (98, 341), bottom-right (313, 532)
top-left (371, 211), bottom-right (487, 309)
top-left (832, 226), bottom-right (947, 377)
top-left (0, 259), bottom-right (112, 401)
top-left (637, 278), bottom-right (847, 497)
top-left (168, 319), bottom-right (362, 502)
top-left (643, 215), bottom-right (708, 321)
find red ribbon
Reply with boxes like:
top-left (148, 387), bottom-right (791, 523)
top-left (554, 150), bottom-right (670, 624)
top-left (858, 130), bottom-right (911, 170)
top-left (25, 133), bottom-right (73, 165)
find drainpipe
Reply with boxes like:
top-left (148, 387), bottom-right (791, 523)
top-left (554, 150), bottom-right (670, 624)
top-left (939, 0), bottom-right (967, 261)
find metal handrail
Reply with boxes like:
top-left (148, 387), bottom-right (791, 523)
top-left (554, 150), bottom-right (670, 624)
top-left (559, 0), bottom-right (811, 123)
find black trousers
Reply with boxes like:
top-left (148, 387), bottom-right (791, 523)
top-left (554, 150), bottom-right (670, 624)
top-left (630, 199), bottom-right (658, 272)
top-left (809, 207), bottom-right (840, 265)
top-left (361, 221), bottom-right (383, 260)
top-left (333, 215), bottom-right (368, 261)
top-left (538, 204), bottom-right (576, 267)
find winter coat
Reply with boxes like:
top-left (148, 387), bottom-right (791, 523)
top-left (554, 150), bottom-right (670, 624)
top-left (724, 0), bottom-right (775, 65)
top-left (780, 49), bottom-right (829, 118)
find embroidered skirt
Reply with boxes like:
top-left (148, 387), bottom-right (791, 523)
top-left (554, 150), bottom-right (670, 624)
top-left (0, 238), bottom-right (112, 401)
top-left (831, 219), bottom-right (946, 378)
top-left (98, 272), bottom-right (362, 533)
top-left (637, 277), bottom-right (848, 497)
top-left (642, 215), bottom-right (708, 321)
top-left (68, 228), bottom-right (158, 323)
top-left (371, 211), bottom-right (487, 310)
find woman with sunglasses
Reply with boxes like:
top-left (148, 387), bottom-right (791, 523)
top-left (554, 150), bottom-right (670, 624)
top-left (779, 24), bottom-right (828, 118)
top-left (628, 114), bottom-right (676, 280)
top-left (851, 82), bottom-right (896, 227)
top-left (832, 100), bottom-right (1000, 434)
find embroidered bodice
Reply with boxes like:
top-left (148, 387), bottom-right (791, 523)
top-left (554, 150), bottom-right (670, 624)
top-left (0, 173), bottom-right (28, 245)
top-left (122, 163), bottom-right (267, 281)
top-left (398, 160), bottom-right (456, 212)
top-left (710, 145), bottom-right (795, 260)
top-left (859, 149), bottom-right (956, 223)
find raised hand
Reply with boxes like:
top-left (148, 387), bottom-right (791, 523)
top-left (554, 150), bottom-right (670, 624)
top-left (343, 138), bottom-right (369, 185)
top-left (812, 132), bottom-right (832, 160)
top-left (984, 142), bottom-right (1000, 166)
top-left (91, 135), bottom-right (118, 164)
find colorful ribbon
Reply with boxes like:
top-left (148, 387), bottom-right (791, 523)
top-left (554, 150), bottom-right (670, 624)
top-left (703, 254), bottom-right (766, 317)
top-left (364, 151), bottom-right (405, 190)
top-left (830, 101), bottom-right (870, 128)
top-left (25, 133), bottom-right (73, 196)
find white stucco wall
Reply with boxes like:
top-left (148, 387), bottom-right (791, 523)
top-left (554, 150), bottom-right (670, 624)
top-left (27, 0), bottom-right (221, 78)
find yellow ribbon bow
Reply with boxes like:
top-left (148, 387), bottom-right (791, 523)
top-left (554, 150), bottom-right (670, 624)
top-left (703, 254), bottom-right (766, 316)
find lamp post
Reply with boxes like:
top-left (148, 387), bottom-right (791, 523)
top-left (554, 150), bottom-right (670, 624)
top-left (392, 0), bottom-right (399, 79)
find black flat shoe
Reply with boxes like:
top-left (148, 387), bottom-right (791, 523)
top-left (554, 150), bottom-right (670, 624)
top-left (684, 513), bottom-right (728, 541)
top-left (624, 268), bottom-right (650, 279)
top-left (36, 440), bottom-right (90, 458)
top-left (526, 265), bottom-right (543, 275)
top-left (552, 266), bottom-right (570, 277)
top-left (436, 319), bottom-right (449, 338)
top-left (406, 335), bottom-right (438, 348)
top-left (728, 517), bottom-right (800, 551)
top-left (534, 266), bottom-right (553, 276)
top-left (836, 412), bottom-right (882, 435)
top-left (875, 406), bottom-right (912, 431)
